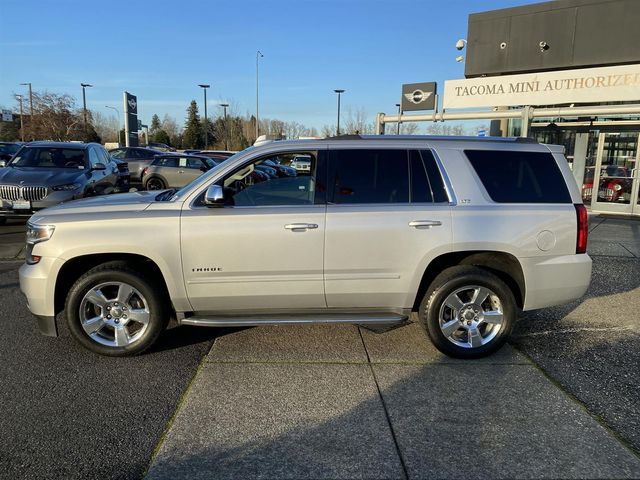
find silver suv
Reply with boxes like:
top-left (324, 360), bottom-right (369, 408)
top-left (19, 136), bottom-right (592, 358)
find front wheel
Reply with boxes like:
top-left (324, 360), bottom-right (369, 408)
top-left (419, 266), bottom-right (516, 359)
top-left (65, 262), bottom-right (169, 356)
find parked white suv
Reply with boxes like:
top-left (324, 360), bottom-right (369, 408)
top-left (19, 136), bottom-right (591, 358)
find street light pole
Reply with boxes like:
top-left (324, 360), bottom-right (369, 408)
top-left (220, 103), bottom-right (229, 150)
top-left (198, 84), bottom-right (210, 148)
top-left (334, 89), bottom-right (345, 136)
top-left (105, 105), bottom-right (121, 144)
top-left (16, 95), bottom-right (24, 142)
top-left (20, 83), bottom-right (33, 140)
top-left (80, 83), bottom-right (92, 126)
top-left (256, 50), bottom-right (263, 139)
top-left (396, 103), bottom-right (401, 135)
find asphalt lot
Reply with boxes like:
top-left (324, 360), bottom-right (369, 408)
top-left (0, 264), bottom-right (220, 479)
top-left (1, 215), bottom-right (639, 478)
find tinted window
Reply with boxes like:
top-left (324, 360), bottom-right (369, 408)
top-left (139, 149), bottom-right (158, 159)
top-left (88, 148), bottom-right (101, 168)
top-left (329, 149), bottom-right (409, 204)
top-left (187, 158), bottom-right (205, 169)
top-left (155, 157), bottom-right (178, 168)
top-left (465, 150), bottom-right (571, 203)
top-left (408, 150), bottom-right (448, 203)
top-left (110, 149), bottom-right (125, 159)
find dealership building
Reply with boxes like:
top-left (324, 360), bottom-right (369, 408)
top-left (379, 0), bottom-right (640, 216)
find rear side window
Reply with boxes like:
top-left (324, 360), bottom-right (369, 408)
top-left (329, 149), bottom-right (409, 204)
top-left (465, 150), bottom-right (571, 203)
top-left (155, 157), bottom-right (178, 167)
top-left (410, 150), bottom-right (449, 203)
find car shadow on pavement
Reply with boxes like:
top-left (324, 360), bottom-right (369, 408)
top-left (148, 325), bottom-right (248, 354)
top-left (145, 350), bottom-right (640, 480)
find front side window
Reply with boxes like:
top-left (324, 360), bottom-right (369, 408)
top-left (328, 149), bottom-right (409, 204)
top-left (88, 148), bottom-right (102, 168)
top-left (202, 151), bottom-right (322, 207)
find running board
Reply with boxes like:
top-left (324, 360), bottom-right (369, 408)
top-left (180, 313), bottom-right (409, 328)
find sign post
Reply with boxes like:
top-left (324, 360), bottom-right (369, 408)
top-left (123, 92), bottom-right (139, 147)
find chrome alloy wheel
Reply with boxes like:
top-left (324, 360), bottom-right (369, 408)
top-left (79, 282), bottom-right (151, 347)
top-left (438, 285), bottom-right (504, 349)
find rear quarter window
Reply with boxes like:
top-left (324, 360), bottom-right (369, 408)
top-left (464, 150), bottom-right (571, 203)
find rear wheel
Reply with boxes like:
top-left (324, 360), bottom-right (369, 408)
top-left (146, 177), bottom-right (166, 191)
top-left (65, 262), bottom-right (169, 356)
top-left (419, 266), bottom-right (516, 359)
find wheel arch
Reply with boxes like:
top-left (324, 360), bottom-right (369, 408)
top-left (412, 251), bottom-right (525, 311)
top-left (54, 253), bottom-right (173, 317)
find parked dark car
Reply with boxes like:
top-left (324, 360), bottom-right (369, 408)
top-left (112, 158), bottom-right (131, 193)
top-left (108, 147), bottom-right (163, 182)
top-left (0, 142), bottom-right (122, 223)
top-left (0, 142), bottom-right (24, 164)
top-left (262, 158), bottom-right (296, 177)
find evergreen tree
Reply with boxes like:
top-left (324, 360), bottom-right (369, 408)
top-left (154, 129), bottom-right (171, 146)
top-left (150, 114), bottom-right (161, 132)
top-left (182, 100), bottom-right (203, 149)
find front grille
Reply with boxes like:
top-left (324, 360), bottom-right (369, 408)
top-left (0, 185), bottom-right (48, 202)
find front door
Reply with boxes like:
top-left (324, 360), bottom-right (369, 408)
top-left (590, 132), bottom-right (640, 216)
top-left (181, 149), bottom-right (327, 312)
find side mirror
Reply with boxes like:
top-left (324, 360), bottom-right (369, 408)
top-left (204, 185), bottom-right (224, 207)
top-left (93, 162), bottom-right (107, 171)
top-left (0, 160), bottom-right (6, 168)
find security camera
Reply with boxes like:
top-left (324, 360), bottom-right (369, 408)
top-left (455, 39), bottom-right (466, 50)
top-left (539, 41), bottom-right (549, 51)
top-left (455, 55), bottom-right (464, 63)
top-left (500, 42), bottom-right (507, 49)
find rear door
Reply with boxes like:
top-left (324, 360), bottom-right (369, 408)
top-left (324, 147), bottom-right (453, 309)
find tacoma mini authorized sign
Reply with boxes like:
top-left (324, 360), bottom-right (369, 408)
top-left (443, 64), bottom-right (640, 109)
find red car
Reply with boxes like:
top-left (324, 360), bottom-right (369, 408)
top-left (582, 166), bottom-right (630, 203)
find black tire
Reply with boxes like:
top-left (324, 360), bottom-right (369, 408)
top-left (145, 177), bottom-right (166, 191)
top-left (418, 265), bottom-right (516, 359)
top-left (65, 261), bottom-right (169, 356)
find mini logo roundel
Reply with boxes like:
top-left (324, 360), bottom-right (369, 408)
top-left (127, 98), bottom-right (137, 110)
top-left (404, 90), bottom-right (433, 105)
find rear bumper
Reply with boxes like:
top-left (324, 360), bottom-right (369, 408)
top-left (521, 253), bottom-right (592, 311)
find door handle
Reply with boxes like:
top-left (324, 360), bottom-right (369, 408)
top-left (284, 223), bottom-right (318, 231)
top-left (409, 220), bottom-right (442, 228)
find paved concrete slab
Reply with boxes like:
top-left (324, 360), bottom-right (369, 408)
top-left (206, 324), bottom-right (368, 364)
top-left (146, 363), bottom-right (404, 480)
top-left (360, 321), bottom-right (529, 365)
top-left (587, 240), bottom-right (635, 257)
top-left (374, 363), bottom-right (640, 480)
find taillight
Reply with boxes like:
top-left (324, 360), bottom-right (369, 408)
top-left (142, 167), bottom-right (149, 177)
top-left (575, 204), bottom-right (588, 254)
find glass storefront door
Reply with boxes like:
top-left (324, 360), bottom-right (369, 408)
top-left (589, 132), bottom-right (640, 216)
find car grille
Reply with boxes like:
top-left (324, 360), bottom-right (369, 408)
top-left (0, 185), bottom-right (48, 201)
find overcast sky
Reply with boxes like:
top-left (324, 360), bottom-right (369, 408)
top-left (0, 0), bottom-right (533, 130)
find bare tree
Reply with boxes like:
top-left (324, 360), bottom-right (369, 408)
top-left (343, 107), bottom-right (375, 135)
top-left (321, 125), bottom-right (335, 138)
top-left (92, 111), bottom-right (119, 142)
top-left (29, 91), bottom-right (84, 141)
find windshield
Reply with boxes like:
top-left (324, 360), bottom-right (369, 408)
top-left (8, 147), bottom-right (87, 169)
top-left (0, 143), bottom-right (21, 155)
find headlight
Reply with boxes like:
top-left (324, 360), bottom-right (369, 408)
top-left (26, 222), bottom-right (55, 244)
top-left (51, 183), bottom-right (81, 191)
